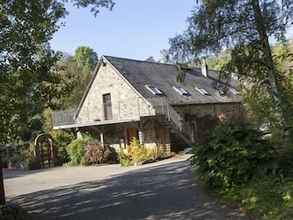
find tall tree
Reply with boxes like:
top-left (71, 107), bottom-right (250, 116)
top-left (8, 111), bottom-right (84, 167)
top-left (168, 0), bottom-right (293, 136)
top-left (74, 46), bottom-right (98, 70)
top-left (55, 47), bottom-right (98, 108)
top-left (0, 0), bottom-right (114, 205)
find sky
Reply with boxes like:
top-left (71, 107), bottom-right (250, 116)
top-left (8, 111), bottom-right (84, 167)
top-left (50, 0), bottom-right (195, 60)
top-left (51, 0), bottom-right (293, 60)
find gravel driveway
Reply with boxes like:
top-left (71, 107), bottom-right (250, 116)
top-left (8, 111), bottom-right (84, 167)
top-left (4, 156), bottom-right (248, 220)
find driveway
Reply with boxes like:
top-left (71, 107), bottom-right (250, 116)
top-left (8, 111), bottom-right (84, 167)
top-left (5, 156), bottom-right (248, 220)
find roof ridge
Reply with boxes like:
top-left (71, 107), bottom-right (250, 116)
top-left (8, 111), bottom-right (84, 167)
top-left (103, 55), bottom-right (176, 67)
top-left (103, 55), bottom-right (220, 72)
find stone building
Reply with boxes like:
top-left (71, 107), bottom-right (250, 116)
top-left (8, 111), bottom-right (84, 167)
top-left (53, 56), bottom-right (243, 153)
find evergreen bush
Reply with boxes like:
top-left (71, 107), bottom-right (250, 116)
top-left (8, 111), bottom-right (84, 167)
top-left (191, 122), bottom-right (276, 190)
top-left (66, 135), bottom-right (91, 166)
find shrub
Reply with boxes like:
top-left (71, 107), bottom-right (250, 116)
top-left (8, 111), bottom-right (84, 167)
top-left (0, 204), bottom-right (31, 220)
top-left (191, 122), bottom-right (275, 190)
top-left (118, 137), bottom-right (147, 166)
top-left (118, 138), bottom-right (166, 166)
top-left (127, 138), bottom-right (150, 165)
top-left (118, 149), bottom-right (132, 167)
top-left (51, 130), bottom-right (74, 166)
top-left (66, 136), bottom-right (91, 166)
top-left (221, 176), bottom-right (293, 220)
top-left (84, 141), bottom-right (117, 165)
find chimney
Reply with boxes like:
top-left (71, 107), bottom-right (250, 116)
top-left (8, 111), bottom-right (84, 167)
top-left (201, 59), bottom-right (208, 77)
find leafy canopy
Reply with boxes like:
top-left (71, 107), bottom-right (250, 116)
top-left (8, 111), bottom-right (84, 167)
top-left (0, 0), bottom-right (113, 145)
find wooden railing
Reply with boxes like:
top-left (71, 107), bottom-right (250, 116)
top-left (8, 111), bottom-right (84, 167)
top-left (149, 97), bottom-right (192, 145)
top-left (149, 97), bottom-right (184, 131)
top-left (52, 109), bottom-right (76, 127)
top-left (52, 98), bottom-right (150, 127)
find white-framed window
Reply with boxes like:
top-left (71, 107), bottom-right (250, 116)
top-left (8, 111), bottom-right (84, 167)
top-left (230, 87), bottom-right (239, 95)
top-left (145, 84), bottom-right (163, 95)
top-left (173, 86), bottom-right (190, 96)
top-left (195, 87), bottom-right (210, 95)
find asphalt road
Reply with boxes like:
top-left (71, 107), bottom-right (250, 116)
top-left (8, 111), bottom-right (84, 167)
top-left (6, 158), bottom-right (248, 220)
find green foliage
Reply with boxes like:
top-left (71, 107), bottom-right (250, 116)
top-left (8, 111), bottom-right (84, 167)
top-left (66, 136), bottom-right (91, 166)
top-left (0, 0), bottom-right (114, 205)
top-left (74, 46), bottom-right (98, 70)
top-left (41, 108), bottom-right (74, 166)
top-left (191, 121), bottom-right (293, 219)
top-left (118, 150), bottom-right (132, 167)
top-left (191, 122), bottom-right (275, 190)
top-left (1, 144), bottom-right (27, 168)
top-left (118, 138), bottom-right (167, 167)
top-left (206, 51), bottom-right (231, 71)
top-left (221, 176), bottom-right (293, 220)
top-left (0, 0), bottom-right (114, 144)
top-left (127, 138), bottom-right (150, 165)
top-left (118, 138), bottom-right (147, 166)
top-left (51, 130), bottom-right (74, 165)
top-left (53, 47), bottom-right (98, 108)
top-left (0, 204), bottom-right (31, 220)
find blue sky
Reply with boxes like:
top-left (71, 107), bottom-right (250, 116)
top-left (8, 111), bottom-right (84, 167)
top-left (51, 0), bottom-right (195, 60)
top-left (51, 0), bottom-right (293, 60)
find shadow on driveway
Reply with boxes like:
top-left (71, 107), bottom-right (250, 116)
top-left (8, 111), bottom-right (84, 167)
top-left (9, 160), bottom-right (248, 220)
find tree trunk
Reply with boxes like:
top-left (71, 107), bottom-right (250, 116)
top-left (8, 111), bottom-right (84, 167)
top-left (0, 156), bottom-right (5, 205)
top-left (252, 0), bottom-right (293, 134)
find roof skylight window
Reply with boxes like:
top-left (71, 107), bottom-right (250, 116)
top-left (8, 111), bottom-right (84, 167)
top-left (145, 84), bottom-right (163, 95)
top-left (173, 86), bottom-right (190, 96)
top-left (195, 87), bottom-right (210, 95)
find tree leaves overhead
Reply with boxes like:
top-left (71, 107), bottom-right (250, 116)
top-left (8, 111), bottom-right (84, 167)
top-left (0, 0), bottom-right (114, 145)
top-left (69, 0), bottom-right (115, 16)
top-left (169, 0), bottom-right (293, 60)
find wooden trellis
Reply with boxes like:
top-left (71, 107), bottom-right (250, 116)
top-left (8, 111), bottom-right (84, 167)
top-left (34, 134), bottom-right (55, 168)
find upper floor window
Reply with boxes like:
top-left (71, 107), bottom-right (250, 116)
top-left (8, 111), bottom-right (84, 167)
top-left (145, 84), bottom-right (163, 95)
top-left (173, 86), bottom-right (190, 96)
top-left (195, 87), bottom-right (210, 96)
top-left (103, 93), bottom-right (112, 120)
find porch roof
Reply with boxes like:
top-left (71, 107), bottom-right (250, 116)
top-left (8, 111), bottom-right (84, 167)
top-left (53, 118), bottom-right (140, 130)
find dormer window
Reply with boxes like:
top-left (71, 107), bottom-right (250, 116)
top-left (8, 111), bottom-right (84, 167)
top-left (173, 86), bottom-right (190, 96)
top-left (145, 84), bottom-right (163, 95)
top-left (195, 87), bottom-right (210, 95)
top-left (230, 88), bottom-right (239, 95)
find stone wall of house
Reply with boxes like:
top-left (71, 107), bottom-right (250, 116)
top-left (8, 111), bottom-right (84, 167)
top-left (77, 61), bottom-right (155, 123)
top-left (173, 102), bottom-right (244, 144)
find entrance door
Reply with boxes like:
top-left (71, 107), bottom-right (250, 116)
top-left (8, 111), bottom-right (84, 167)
top-left (127, 128), bottom-right (139, 144)
top-left (103, 93), bottom-right (113, 120)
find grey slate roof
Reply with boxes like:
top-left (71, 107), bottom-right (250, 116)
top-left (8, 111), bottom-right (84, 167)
top-left (104, 56), bottom-right (242, 105)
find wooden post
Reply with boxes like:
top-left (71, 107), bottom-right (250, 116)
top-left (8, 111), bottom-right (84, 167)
top-left (100, 132), bottom-right (104, 147)
top-left (138, 129), bottom-right (144, 145)
top-left (0, 155), bottom-right (5, 205)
